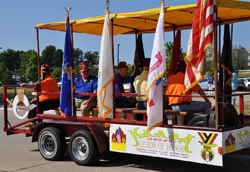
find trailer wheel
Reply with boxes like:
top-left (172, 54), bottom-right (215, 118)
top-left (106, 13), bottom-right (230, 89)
top-left (208, 103), bottom-right (239, 127)
top-left (69, 130), bottom-right (99, 166)
top-left (38, 127), bottom-right (66, 161)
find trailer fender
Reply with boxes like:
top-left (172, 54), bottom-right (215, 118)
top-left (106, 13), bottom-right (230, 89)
top-left (32, 121), bottom-right (109, 153)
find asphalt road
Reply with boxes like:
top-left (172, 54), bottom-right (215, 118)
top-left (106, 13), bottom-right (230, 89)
top-left (1, 110), bottom-right (250, 172)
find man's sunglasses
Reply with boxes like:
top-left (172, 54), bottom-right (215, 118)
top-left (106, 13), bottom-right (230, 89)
top-left (81, 70), bottom-right (89, 73)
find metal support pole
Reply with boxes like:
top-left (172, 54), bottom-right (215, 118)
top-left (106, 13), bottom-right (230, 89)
top-left (70, 24), bottom-right (76, 117)
top-left (36, 28), bottom-right (41, 115)
top-left (173, 27), bottom-right (176, 72)
top-left (36, 28), bottom-right (41, 85)
top-left (117, 44), bottom-right (120, 67)
top-left (240, 95), bottom-right (244, 124)
top-left (214, 7), bottom-right (219, 129)
top-left (3, 86), bottom-right (8, 130)
top-left (111, 18), bottom-right (116, 118)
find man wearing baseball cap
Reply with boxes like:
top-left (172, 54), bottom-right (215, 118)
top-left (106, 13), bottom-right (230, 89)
top-left (20, 64), bottom-right (60, 128)
top-left (75, 61), bottom-right (98, 117)
top-left (115, 61), bottom-right (136, 108)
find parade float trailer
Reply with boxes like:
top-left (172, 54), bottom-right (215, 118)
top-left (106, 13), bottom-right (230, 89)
top-left (3, 0), bottom-right (250, 167)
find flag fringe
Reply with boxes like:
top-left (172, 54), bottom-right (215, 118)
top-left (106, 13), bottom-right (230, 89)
top-left (145, 70), bottom-right (166, 101)
top-left (147, 119), bottom-right (163, 131)
top-left (97, 76), bottom-right (114, 118)
top-left (59, 110), bottom-right (67, 117)
top-left (221, 64), bottom-right (233, 87)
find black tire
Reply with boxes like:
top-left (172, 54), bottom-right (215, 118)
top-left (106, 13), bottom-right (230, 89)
top-left (69, 130), bottom-right (99, 166)
top-left (38, 127), bottom-right (66, 161)
top-left (208, 103), bottom-right (239, 127)
top-left (192, 121), bottom-right (204, 127)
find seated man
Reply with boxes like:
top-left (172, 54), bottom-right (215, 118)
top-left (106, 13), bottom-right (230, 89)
top-left (133, 58), bottom-right (150, 110)
top-left (166, 61), bottom-right (211, 113)
top-left (115, 61), bottom-right (136, 108)
top-left (75, 62), bottom-right (97, 117)
top-left (20, 64), bottom-right (60, 127)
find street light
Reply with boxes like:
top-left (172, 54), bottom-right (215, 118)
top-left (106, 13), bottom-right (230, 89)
top-left (117, 44), bottom-right (120, 66)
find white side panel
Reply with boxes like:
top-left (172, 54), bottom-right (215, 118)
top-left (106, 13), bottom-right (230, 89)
top-left (110, 124), bottom-right (223, 166)
top-left (223, 126), bottom-right (250, 154)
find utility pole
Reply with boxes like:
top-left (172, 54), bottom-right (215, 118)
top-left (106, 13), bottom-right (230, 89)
top-left (117, 44), bottom-right (120, 66)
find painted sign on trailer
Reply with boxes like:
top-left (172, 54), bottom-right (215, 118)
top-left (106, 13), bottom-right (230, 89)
top-left (110, 124), bottom-right (223, 166)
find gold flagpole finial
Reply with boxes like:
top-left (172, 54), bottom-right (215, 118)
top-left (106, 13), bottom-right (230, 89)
top-left (64, 7), bottom-right (72, 16)
top-left (162, 0), bottom-right (165, 5)
top-left (106, 0), bottom-right (110, 11)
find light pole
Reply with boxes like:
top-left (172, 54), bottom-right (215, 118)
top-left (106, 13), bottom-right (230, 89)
top-left (117, 44), bottom-right (120, 66)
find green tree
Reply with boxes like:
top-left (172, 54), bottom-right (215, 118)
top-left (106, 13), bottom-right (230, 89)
top-left (41, 45), bottom-right (63, 71)
top-left (0, 61), bottom-right (14, 85)
top-left (83, 51), bottom-right (99, 66)
top-left (164, 41), bottom-right (186, 75)
top-left (203, 45), bottom-right (214, 77)
top-left (17, 50), bottom-right (37, 80)
top-left (24, 53), bottom-right (38, 81)
top-left (51, 67), bottom-right (62, 79)
top-left (54, 49), bottom-right (63, 68)
top-left (0, 49), bottom-right (22, 73)
top-left (74, 48), bottom-right (84, 65)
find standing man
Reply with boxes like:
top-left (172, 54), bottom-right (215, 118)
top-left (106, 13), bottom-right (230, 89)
top-left (231, 69), bottom-right (238, 106)
top-left (207, 74), bottom-right (214, 95)
top-left (166, 61), bottom-right (211, 113)
top-left (75, 62), bottom-right (98, 117)
top-left (20, 64), bottom-right (60, 127)
top-left (115, 61), bottom-right (136, 108)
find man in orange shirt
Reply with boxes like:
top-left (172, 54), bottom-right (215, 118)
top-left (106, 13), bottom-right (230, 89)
top-left (166, 61), bottom-right (211, 113)
top-left (20, 64), bottom-right (60, 127)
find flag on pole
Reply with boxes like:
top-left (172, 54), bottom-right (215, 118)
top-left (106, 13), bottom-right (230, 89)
top-left (145, 3), bottom-right (166, 131)
top-left (167, 31), bottom-right (181, 79)
top-left (183, 0), bottom-right (216, 94)
top-left (97, 11), bottom-right (114, 118)
top-left (220, 24), bottom-right (232, 103)
top-left (59, 15), bottom-right (75, 117)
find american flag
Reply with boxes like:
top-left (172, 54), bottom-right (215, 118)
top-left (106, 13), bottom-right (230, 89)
top-left (183, 0), bottom-right (216, 94)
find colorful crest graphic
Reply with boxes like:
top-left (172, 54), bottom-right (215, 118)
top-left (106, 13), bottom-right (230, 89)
top-left (112, 127), bottom-right (126, 151)
top-left (198, 133), bottom-right (218, 162)
top-left (225, 133), bottom-right (236, 153)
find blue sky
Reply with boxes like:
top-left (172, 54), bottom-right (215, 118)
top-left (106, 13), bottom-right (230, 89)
top-left (1, 0), bottom-right (250, 65)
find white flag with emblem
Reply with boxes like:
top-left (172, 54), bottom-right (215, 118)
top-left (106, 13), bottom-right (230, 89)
top-left (145, 4), bottom-right (166, 131)
top-left (97, 12), bottom-right (114, 118)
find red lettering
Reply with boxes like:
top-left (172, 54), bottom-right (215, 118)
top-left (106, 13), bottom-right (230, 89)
top-left (149, 51), bottom-right (163, 74)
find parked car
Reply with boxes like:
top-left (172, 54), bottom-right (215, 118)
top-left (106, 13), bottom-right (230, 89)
top-left (238, 78), bottom-right (250, 89)
top-left (57, 79), bottom-right (62, 88)
top-left (237, 79), bottom-right (246, 90)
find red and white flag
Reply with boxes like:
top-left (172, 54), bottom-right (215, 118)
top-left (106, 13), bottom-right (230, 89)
top-left (145, 3), bottom-right (166, 131)
top-left (183, 0), bottom-right (216, 94)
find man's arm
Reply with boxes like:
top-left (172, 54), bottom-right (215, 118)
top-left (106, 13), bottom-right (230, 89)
top-left (198, 89), bottom-right (211, 104)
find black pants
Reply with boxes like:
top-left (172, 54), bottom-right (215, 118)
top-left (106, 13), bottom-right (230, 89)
top-left (28, 99), bottom-right (60, 119)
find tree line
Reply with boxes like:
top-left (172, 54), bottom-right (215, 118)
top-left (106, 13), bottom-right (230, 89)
top-left (0, 45), bottom-right (99, 85)
top-left (0, 43), bottom-right (244, 85)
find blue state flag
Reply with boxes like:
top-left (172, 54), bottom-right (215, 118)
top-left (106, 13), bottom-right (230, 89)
top-left (59, 15), bottom-right (75, 117)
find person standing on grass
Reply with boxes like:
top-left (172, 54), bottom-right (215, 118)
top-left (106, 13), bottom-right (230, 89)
top-left (207, 74), bottom-right (214, 95)
top-left (231, 69), bottom-right (238, 106)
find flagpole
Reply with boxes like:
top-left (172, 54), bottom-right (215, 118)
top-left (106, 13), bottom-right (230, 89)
top-left (214, 6), bottom-right (219, 129)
